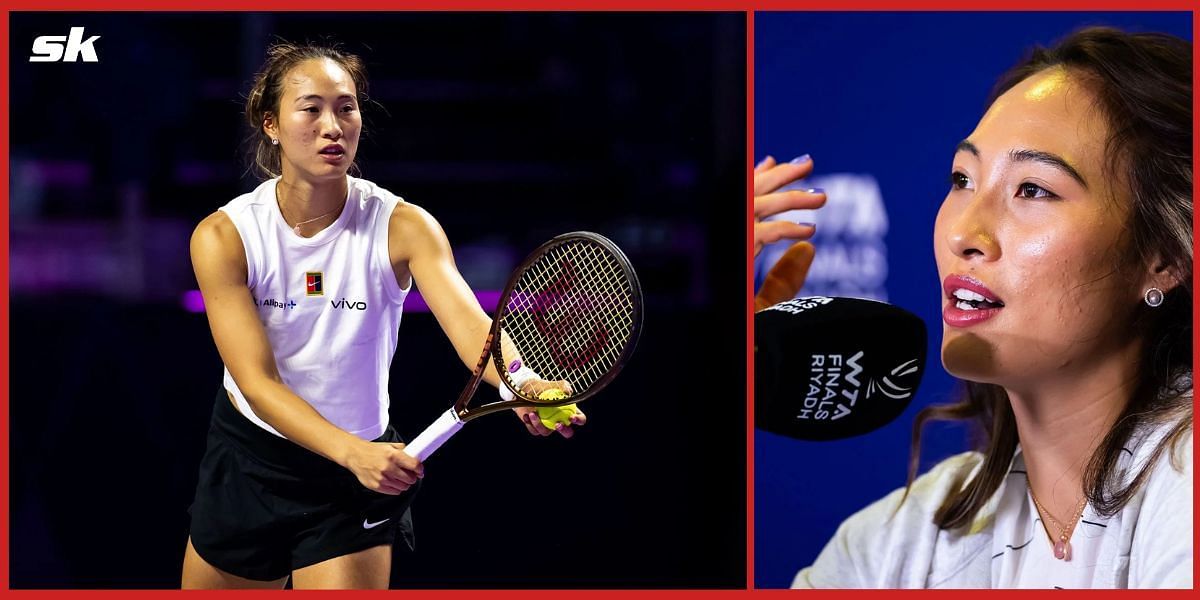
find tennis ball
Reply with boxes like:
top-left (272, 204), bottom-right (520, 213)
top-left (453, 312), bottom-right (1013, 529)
top-left (537, 388), bottom-right (569, 402)
top-left (537, 403), bottom-right (579, 430)
top-left (535, 388), bottom-right (576, 429)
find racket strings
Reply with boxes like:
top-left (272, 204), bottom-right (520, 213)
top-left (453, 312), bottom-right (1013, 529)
top-left (499, 240), bottom-right (636, 395)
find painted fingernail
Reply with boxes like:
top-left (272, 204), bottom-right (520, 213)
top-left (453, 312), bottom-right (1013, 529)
top-left (789, 154), bottom-right (811, 165)
top-left (798, 222), bottom-right (817, 228)
top-left (805, 188), bottom-right (825, 194)
top-left (755, 156), bottom-right (772, 169)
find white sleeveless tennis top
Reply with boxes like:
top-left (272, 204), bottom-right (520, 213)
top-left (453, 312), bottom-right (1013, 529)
top-left (218, 175), bottom-right (409, 440)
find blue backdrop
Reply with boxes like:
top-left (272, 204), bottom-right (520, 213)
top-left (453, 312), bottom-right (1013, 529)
top-left (754, 11), bottom-right (1192, 589)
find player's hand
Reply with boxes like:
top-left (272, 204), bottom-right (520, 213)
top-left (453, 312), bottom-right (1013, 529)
top-left (518, 378), bottom-right (575, 398)
top-left (515, 405), bottom-right (587, 438)
top-left (755, 241), bottom-right (815, 311)
top-left (343, 440), bottom-right (424, 495)
top-left (754, 154), bottom-right (826, 257)
top-left (513, 379), bottom-right (585, 438)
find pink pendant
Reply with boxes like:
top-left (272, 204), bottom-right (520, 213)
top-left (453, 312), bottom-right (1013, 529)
top-left (1053, 539), bottom-right (1071, 561)
top-left (294, 225), bottom-right (303, 236)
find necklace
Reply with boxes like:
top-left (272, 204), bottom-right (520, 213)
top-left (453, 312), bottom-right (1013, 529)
top-left (287, 207), bottom-right (340, 236)
top-left (276, 189), bottom-right (342, 236)
top-left (1027, 483), bottom-right (1088, 561)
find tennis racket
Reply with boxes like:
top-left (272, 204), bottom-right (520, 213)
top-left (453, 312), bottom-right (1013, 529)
top-left (402, 231), bottom-right (643, 462)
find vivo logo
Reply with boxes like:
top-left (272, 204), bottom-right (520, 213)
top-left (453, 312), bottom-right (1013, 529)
top-left (30, 27), bottom-right (101, 63)
top-left (331, 299), bottom-right (367, 310)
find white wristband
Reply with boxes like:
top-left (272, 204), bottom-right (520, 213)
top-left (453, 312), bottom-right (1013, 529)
top-left (499, 361), bottom-right (539, 401)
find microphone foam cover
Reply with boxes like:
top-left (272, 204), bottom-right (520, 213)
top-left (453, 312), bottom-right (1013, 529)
top-left (755, 296), bottom-right (927, 441)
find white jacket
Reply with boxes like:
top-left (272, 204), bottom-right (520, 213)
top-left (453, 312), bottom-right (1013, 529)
top-left (794, 422), bottom-right (1192, 588)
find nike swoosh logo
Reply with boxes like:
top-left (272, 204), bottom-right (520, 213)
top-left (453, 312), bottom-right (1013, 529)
top-left (362, 518), bottom-right (390, 530)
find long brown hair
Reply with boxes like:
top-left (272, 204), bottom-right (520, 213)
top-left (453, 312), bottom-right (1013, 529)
top-left (242, 40), bottom-right (371, 180)
top-left (908, 27), bottom-right (1193, 530)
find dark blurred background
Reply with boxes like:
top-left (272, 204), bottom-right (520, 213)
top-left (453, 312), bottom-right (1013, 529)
top-left (753, 11), bottom-right (1191, 589)
top-left (8, 12), bottom-right (746, 588)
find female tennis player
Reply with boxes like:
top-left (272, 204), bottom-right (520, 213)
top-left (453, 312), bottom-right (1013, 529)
top-left (181, 42), bottom-right (584, 590)
top-left (791, 27), bottom-right (1192, 588)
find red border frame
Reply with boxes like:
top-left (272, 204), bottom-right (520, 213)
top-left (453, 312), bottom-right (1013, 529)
top-left (2, 1), bottom-right (1197, 596)
top-left (745, 10), bottom-right (756, 591)
top-left (1, 1), bottom-right (1197, 9)
top-left (1, 4), bottom-right (9, 594)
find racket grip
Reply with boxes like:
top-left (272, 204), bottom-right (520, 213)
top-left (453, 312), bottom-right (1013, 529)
top-left (402, 408), bottom-right (465, 462)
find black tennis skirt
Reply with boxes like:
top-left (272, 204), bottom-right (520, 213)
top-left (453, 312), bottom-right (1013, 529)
top-left (187, 385), bottom-right (418, 581)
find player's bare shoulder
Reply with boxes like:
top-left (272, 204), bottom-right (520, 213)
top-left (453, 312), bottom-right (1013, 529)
top-left (387, 200), bottom-right (451, 264)
top-left (190, 210), bottom-right (247, 279)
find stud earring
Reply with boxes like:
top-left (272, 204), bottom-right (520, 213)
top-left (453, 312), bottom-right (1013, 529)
top-left (1145, 287), bottom-right (1164, 307)
top-left (271, 138), bottom-right (279, 146)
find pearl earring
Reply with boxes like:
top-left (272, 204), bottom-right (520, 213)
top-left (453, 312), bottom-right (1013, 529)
top-left (1145, 287), bottom-right (1164, 307)
top-left (271, 138), bottom-right (279, 146)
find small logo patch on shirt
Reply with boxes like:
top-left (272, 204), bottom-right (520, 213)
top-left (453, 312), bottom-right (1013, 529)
top-left (306, 272), bottom-right (323, 296)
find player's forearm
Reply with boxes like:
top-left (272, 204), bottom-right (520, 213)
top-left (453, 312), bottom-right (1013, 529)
top-left (417, 268), bottom-right (511, 389)
top-left (445, 309), bottom-right (506, 387)
top-left (239, 379), bottom-right (365, 467)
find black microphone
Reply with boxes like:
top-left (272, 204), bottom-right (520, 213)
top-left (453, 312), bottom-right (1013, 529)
top-left (755, 296), bottom-right (927, 441)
